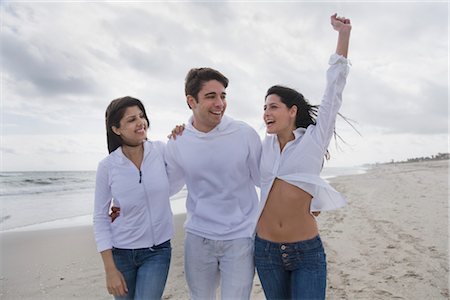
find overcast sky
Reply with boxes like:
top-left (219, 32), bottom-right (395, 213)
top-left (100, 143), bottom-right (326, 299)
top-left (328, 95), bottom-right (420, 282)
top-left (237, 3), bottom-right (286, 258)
top-left (1, 1), bottom-right (448, 171)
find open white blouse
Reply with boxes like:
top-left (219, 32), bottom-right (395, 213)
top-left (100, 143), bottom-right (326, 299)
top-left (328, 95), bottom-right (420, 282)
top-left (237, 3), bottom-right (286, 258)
top-left (256, 53), bottom-right (351, 221)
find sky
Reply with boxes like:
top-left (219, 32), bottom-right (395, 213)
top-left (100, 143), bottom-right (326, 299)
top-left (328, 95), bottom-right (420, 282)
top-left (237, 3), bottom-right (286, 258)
top-left (1, 1), bottom-right (448, 171)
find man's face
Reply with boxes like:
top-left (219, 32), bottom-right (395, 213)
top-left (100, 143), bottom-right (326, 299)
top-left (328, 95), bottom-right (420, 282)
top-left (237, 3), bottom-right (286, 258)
top-left (188, 80), bottom-right (227, 133)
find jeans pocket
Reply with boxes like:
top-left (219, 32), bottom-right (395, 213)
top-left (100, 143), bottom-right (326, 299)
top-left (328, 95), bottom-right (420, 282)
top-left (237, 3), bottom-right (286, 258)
top-left (300, 248), bottom-right (326, 272)
top-left (112, 248), bottom-right (134, 274)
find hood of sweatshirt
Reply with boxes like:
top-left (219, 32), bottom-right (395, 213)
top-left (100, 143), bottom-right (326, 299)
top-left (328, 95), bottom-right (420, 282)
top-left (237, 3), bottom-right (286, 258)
top-left (184, 115), bottom-right (242, 138)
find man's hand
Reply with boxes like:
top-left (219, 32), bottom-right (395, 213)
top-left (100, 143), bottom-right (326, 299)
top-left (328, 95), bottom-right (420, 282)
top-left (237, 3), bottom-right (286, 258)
top-left (110, 206), bottom-right (120, 223)
top-left (167, 124), bottom-right (185, 140)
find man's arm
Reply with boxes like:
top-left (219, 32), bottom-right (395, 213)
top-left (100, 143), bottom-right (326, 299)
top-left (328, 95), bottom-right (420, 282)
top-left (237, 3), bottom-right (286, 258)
top-left (164, 140), bottom-right (186, 196)
top-left (247, 127), bottom-right (262, 188)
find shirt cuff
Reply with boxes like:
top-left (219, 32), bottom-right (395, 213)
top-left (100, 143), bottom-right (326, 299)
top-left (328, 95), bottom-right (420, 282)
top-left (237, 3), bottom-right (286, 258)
top-left (329, 53), bottom-right (351, 66)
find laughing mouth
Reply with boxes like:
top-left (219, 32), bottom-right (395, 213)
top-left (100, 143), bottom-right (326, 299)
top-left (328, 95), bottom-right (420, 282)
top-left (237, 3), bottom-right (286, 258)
top-left (136, 127), bottom-right (146, 133)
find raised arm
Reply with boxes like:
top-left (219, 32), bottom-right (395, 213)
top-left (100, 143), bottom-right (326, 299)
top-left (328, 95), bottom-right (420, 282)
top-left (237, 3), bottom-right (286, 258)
top-left (331, 13), bottom-right (351, 58)
top-left (311, 14), bottom-right (352, 150)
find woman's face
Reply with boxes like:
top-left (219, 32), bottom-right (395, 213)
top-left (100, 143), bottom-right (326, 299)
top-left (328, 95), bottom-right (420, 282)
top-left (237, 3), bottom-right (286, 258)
top-left (112, 105), bottom-right (148, 146)
top-left (263, 94), bottom-right (297, 135)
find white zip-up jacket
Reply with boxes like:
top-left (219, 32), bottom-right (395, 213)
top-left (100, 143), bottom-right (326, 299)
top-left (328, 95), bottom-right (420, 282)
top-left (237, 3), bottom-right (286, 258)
top-left (93, 140), bottom-right (173, 253)
top-left (257, 54), bottom-right (351, 222)
top-left (165, 115), bottom-right (261, 240)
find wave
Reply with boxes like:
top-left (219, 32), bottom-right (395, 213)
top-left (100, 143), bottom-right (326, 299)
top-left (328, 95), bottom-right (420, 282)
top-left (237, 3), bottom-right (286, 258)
top-left (0, 171), bottom-right (96, 197)
top-left (0, 185), bottom-right (95, 197)
top-left (23, 179), bottom-right (53, 185)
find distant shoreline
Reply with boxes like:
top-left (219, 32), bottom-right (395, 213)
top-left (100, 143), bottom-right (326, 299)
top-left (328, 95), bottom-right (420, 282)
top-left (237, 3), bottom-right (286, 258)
top-left (373, 153), bottom-right (449, 166)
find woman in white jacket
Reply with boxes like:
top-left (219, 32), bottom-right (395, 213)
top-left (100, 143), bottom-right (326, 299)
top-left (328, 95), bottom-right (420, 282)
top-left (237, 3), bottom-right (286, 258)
top-left (254, 14), bottom-right (352, 299)
top-left (93, 96), bottom-right (173, 299)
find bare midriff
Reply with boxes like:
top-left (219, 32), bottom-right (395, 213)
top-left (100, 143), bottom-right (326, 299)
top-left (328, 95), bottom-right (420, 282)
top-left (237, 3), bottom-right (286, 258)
top-left (256, 178), bottom-right (318, 243)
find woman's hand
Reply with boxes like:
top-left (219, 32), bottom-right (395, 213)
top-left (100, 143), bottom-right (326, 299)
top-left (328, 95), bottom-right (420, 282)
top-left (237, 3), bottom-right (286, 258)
top-left (105, 268), bottom-right (128, 297)
top-left (331, 13), bottom-right (351, 58)
top-left (331, 13), bottom-right (351, 33)
top-left (100, 250), bottom-right (128, 297)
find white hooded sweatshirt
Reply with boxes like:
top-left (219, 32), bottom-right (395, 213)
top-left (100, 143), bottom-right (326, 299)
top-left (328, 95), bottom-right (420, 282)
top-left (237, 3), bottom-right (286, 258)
top-left (165, 115), bottom-right (262, 240)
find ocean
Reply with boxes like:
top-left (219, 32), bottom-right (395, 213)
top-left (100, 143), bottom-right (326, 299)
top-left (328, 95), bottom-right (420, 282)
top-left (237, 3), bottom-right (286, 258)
top-left (0, 166), bottom-right (367, 232)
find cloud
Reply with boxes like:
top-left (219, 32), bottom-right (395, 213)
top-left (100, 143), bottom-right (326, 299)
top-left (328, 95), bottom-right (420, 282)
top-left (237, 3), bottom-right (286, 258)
top-left (1, 2), bottom-right (448, 171)
top-left (2, 25), bottom-right (98, 97)
top-left (0, 147), bottom-right (18, 155)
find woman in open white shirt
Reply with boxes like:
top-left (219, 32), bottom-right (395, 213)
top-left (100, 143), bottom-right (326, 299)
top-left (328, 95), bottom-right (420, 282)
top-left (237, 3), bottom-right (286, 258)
top-left (254, 14), bottom-right (352, 300)
top-left (93, 96), bottom-right (173, 300)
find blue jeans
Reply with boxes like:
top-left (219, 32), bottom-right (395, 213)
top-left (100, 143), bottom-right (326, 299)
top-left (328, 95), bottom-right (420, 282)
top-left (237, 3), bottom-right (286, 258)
top-left (254, 235), bottom-right (327, 300)
top-left (112, 240), bottom-right (171, 300)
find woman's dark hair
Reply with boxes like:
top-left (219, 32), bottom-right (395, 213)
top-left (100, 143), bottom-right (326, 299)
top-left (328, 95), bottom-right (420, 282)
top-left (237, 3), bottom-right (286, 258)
top-left (266, 85), bottom-right (360, 160)
top-left (266, 85), bottom-right (319, 130)
top-left (185, 67), bottom-right (229, 108)
top-left (105, 96), bottom-right (150, 153)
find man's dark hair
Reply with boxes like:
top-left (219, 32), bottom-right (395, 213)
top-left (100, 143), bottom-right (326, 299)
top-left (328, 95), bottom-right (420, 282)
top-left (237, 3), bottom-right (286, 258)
top-left (185, 67), bottom-right (229, 109)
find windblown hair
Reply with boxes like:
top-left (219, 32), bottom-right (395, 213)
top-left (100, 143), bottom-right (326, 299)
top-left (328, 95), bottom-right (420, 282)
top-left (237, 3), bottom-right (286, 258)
top-left (266, 85), bottom-right (329, 159)
top-left (266, 85), bottom-right (319, 130)
top-left (105, 96), bottom-right (149, 153)
top-left (184, 67), bottom-right (229, 108)
top-left (265, 85), bottom-right (360, 160)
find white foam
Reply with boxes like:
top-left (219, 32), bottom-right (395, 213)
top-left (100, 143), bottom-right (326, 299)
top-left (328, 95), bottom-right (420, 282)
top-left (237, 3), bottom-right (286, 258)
top-left (2, 197), bottom-right (187, 233)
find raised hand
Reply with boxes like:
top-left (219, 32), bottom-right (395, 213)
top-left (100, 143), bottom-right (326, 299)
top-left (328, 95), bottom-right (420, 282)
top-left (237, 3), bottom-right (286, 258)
top-left (331, 13), bottom-right (351, 58)
top-left (331, 13), bottom-right (351, 33)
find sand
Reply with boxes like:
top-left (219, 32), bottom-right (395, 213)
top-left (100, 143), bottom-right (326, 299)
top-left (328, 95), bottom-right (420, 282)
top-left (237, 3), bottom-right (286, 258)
top-left (1, 160), bottom-right (448, 299)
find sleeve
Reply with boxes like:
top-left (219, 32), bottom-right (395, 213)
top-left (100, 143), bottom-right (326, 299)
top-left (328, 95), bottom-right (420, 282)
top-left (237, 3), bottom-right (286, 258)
top-left (311, 53), bottom-right (351, 150)
top-left (164, 140), bottom-right (186, 196)
top-left (246, 127), bottom-right (262, 188)
top-left (92, 160), bottom-right (113, 253)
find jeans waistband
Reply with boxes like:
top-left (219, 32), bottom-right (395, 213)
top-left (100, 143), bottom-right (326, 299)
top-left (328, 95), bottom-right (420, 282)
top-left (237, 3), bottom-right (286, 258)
top-left (255, 235), bottom-right (323, 251)
top-left (113, 239), bottom-right (171, 251)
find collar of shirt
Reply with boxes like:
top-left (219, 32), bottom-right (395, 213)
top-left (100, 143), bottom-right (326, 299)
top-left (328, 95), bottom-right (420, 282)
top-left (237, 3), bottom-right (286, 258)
top-left (112, 140), bottom-right (153, 164)
top-left (293, 127), bottom-right (307, 139)
top-left (185, 115), bottom-right (233, 136)
top-left (269, 127), bottom-right (307, 145)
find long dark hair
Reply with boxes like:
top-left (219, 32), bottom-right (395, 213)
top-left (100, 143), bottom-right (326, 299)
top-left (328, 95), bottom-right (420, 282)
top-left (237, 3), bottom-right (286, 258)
top-left (265, 85), bottom-right (359, 159)
top-left (105, 96), bottom-right (150, 153)
top-left (266, 85), bottom-right (319, 130)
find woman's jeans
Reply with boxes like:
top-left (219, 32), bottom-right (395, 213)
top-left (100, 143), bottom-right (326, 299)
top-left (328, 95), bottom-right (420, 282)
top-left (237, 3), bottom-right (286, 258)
top-left (112, 240), bottom-right (171, 300)
top-left (255, 235), bottom-right (327, 300)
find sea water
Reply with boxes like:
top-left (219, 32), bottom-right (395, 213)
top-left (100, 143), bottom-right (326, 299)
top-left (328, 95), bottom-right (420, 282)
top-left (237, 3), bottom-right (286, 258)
top-left (0, 166), bottom-right (367, 232)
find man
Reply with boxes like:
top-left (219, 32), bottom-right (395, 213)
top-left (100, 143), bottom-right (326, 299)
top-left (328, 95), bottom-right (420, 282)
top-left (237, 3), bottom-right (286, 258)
top-left (165, 67), bottom-right (261, 300)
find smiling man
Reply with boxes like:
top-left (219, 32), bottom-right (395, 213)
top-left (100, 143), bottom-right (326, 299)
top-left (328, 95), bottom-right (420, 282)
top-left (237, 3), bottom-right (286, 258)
top-left (165, 67), bottom-right (262, 300)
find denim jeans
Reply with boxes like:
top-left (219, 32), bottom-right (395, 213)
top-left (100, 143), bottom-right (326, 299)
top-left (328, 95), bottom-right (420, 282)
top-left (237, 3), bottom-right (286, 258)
top-left (184, 232), bottom-right (255, 300)
top-left (254, 235), bottom-right (326, 300)
top-left (112, 240), bottom-right (171, 300)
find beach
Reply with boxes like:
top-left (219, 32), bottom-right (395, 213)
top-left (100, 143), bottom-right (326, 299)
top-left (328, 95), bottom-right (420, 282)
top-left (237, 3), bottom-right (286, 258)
top-left (1, 160), bottom-right (448, 299)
